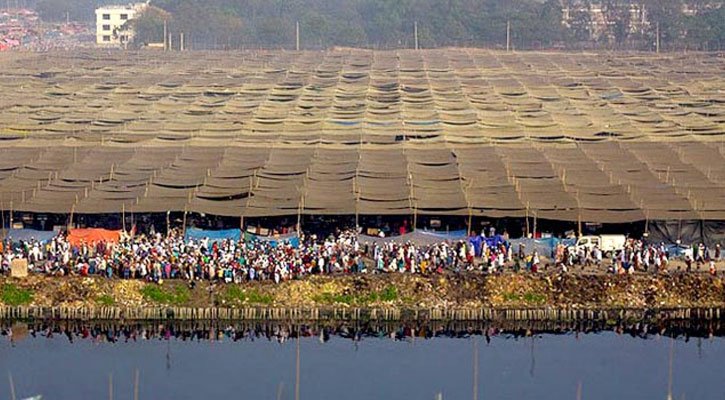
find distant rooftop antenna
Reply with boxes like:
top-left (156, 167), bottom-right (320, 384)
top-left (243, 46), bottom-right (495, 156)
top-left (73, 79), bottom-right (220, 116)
top-left (506, 20), bottom-right (511, 52)
top-left (414, 21), bottom-right (419, 50)
top-left (163, 19), bottom-right (167, 51)
top-left (656, 22), bottom-right (660, 54)
top-left (296, 21), bottom-right (300, 51)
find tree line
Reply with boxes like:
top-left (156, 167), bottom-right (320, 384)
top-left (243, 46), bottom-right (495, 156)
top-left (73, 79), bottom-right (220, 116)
top-left (36, 0), bottom-right (725, 51)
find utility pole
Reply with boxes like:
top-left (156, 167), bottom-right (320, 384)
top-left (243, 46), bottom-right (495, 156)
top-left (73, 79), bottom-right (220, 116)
top-left (414, 21), bottom-right (419, 50)
top-left (295, 21), bottom-right (300, 51)
top-left (168, 33), bottom-right (172, 51)
top-left (656, 22), bottom-right (660, 54)
top-left (163, 19), bottom-right (167, 51)
top-left (180, 32), bottom-right (184, 51)
top-left (506, 20), bottom-right (511, 52)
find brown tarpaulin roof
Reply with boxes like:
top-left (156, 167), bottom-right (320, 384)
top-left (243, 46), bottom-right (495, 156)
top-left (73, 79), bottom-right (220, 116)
top-left (0, 49), bottom-right (724, 222)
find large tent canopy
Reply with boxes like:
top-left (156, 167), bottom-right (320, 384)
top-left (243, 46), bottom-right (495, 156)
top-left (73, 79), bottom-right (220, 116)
top-left (0, 49), bottom-right (724, 222)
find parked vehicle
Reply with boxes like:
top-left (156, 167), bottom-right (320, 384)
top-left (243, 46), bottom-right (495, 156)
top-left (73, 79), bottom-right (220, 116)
top-left (569, 234), bottom-right (627, 257)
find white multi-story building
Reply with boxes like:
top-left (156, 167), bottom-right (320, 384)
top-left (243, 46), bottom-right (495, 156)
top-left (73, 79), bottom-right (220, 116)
top-left (95, 2), bottom-right (148, 47)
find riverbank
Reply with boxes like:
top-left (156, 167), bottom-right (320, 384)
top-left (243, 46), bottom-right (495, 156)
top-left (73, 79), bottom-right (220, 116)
top-left (1, 272), bottom-right (725, 313)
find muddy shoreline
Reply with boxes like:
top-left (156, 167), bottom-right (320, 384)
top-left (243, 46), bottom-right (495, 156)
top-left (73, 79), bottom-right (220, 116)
top-left (2, 273), bottom-right (725, 321)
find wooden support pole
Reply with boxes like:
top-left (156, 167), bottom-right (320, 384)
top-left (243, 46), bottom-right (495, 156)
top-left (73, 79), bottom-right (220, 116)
top-left (182, 207), bottom-right (188, 237)
top-left (296, 203), bottom-right (302, 234)
top-left (467, 210), bottom-right (473, 237)
top-left (525, 201), bottom-right (530, 237)
top-left (0, 199), bottom-right (5, 240)
top-left (68, 203), bottom-right (75, 231)
top-left (166, 211), bottom-right (171, 237)
top-left (122, 203), bottom-right (126, 232)
top-left (578, 213), bottom-right (582, 237)
top-left (533, 212), bottom-right (537, 239)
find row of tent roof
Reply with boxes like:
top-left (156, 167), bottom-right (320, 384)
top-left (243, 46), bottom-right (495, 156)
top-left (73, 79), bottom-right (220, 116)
top-left (0, 139), bottom-right (722, 222)
top-left (0, 49), bottom-right (723, 143)
top-left (0, 49), bottom-right (723, 222)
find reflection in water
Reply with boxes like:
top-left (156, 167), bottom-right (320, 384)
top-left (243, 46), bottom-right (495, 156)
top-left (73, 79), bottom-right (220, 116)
top-left (1, 318), bottom-right (723, 347)
top-left (1, 318), bottom-right (724, 400)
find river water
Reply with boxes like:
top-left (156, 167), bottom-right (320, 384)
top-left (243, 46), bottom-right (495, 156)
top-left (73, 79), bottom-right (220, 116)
top-left (0, 321), bottom-right (722, 400)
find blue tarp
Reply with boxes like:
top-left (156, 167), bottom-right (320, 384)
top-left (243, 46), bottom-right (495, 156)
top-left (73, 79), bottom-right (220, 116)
top-left (4, 229), bottom-right (57, 244)
top-left (185, 228), bottom-right (241, 244)
top-left (509, 237), bottom-right (564, 259)
top-left (468, 234), bottom-right (507, 256)
top-left (244, 232), bottom-right (300, 248)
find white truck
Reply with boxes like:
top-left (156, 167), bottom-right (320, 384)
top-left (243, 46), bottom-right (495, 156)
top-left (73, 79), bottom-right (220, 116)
top-left (569, 234), bottom-right (627, 256)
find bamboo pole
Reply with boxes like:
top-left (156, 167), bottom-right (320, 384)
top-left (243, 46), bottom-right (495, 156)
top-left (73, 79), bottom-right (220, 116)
top-left (525, 201), bottom-right (530, 237)
top-left (122, 203), bottom-right (126, 232)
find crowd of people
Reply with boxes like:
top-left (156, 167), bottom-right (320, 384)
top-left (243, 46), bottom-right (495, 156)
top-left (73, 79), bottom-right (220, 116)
top-left (554, 239), bottom-right (722, 275)
top-left (0, 228), bottom-right (721, 282)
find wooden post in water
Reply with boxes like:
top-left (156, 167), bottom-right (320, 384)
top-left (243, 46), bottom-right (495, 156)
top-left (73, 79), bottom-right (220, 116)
top-left (667, 338), bottom-right (674, 400)
top-left (108, 373), bottom-right (113, 400)
top-left (295, 331), bottom-right (301, 400)
top-left (472, 339), bottom-right (479, 400)
top-left (134, 369), bottom-right (139, 400)
top-left (8, 371), bottom-right (16, 400)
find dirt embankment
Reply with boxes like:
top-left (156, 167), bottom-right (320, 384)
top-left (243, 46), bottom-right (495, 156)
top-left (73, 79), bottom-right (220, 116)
top-left (1, 273), bottom-right (724, 310)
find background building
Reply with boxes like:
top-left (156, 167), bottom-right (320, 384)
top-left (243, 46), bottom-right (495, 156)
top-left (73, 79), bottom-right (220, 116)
top-left (95, 2), bottom-right (147, 47)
